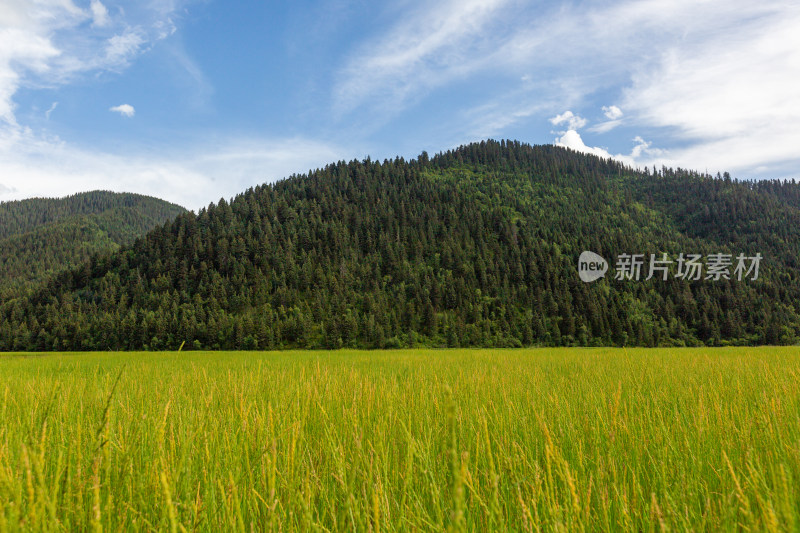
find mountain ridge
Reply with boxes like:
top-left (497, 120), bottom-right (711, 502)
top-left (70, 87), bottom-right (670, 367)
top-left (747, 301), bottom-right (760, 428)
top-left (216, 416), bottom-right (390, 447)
top-left (2, 141), bottom-right (799, 350)
top-left (0, 191), bottom-right (186, 297)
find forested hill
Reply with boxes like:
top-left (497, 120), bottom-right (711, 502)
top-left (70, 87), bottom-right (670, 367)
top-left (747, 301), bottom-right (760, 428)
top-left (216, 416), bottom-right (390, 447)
top-left (0, 191), bottom-right (186, 296)
top-left (3, 140), bottom-right (800, 351)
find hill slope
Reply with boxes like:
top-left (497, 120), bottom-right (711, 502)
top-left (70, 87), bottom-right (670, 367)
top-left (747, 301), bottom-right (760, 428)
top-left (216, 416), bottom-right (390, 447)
top-left (0, 191), bottom-right (186, 296)
top-left (2, 141), bottom-right (799, 351)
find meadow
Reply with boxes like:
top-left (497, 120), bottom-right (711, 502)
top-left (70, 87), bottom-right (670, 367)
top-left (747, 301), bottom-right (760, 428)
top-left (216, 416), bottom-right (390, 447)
top-left (0, 347), bottom-right (799, 531)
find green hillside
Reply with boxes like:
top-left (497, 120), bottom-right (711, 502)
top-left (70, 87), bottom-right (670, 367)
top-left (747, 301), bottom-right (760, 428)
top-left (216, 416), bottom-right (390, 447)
top-left (2, 141), bottom-right (800, 351)
top-left (0, 191), bottom-right (186, 296)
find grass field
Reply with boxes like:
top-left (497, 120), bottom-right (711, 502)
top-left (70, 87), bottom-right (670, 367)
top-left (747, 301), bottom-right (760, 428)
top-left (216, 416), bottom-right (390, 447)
top-left (1, 347), bottom-right (799, 531)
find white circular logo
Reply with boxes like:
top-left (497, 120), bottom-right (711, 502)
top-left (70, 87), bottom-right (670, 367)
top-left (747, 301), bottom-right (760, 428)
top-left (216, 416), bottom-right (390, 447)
top-left (578, 251), bottom-right (608, 282)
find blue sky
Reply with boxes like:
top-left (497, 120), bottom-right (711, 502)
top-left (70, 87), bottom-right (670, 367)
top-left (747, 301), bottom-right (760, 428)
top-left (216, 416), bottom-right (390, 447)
top-left (1, 0), bottom-right (799, 210)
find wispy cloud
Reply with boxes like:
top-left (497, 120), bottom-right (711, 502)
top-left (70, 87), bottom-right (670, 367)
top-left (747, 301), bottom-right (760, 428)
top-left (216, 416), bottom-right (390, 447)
top-left (589, 120), bottom-right (622, 134)
top-left (0, 0), bottom-right (243, 209)
top-left (104, 29), bottom-right (147, 66)
top-left (90, 0), bottom-right (111, 28)
top-left (333, 0), bottom-right (511, 118)
top-left (588, 105), bottom-right (624, 133)
top-left (0, 128), bottom-right (348, 209)
top-left (461, 99), bottom-right (550, 140)
top-left (512, 0), bottom-right (800, 175)
top-left (45, 102), bottom-right (58, 120)
top-left (619, 4), bottom-right (800, 175)
top-left (0, 0), bottom-right (189, 127)
top-left (0, 24), bottom-right (62, 124)
top-left (160, 40), bottom-right (214, 111)
top-left (338, 0), bottom-right (800, 177)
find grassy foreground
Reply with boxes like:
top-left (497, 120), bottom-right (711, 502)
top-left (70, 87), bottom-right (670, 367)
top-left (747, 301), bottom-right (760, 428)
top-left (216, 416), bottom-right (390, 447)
top-left (1, 348), bottom-right (799, 531)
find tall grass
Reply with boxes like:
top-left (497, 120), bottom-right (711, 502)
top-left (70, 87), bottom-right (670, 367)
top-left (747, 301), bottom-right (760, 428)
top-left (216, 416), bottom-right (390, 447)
top-left (0, 347), bottom-right (799, 531)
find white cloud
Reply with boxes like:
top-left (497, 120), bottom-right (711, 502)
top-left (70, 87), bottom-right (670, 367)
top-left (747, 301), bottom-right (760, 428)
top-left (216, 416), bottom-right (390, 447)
top-left (603, 105), bottom-right (623, 120)
top-left (0, 0), bottom-right (325, 211)
top-left (333, 0), bottom-right (511, 117)
top-left (555, 130), bottom-right (615, 160)
top-left (630, 136), bottom-right (654, 159)
top-left (0, 128), bottom-right (347, 210)
top-left (109, 103), bottom-right (135, 117)
top-left (618, 4), bottom-right (800, 175)
top-left (0, 0), bottom-right (186, 127)
top-left (519, 0), bottom-right (800, 176)
top-left (555, 130), bottom-right (662, 168)
top-left (341, 0), bottom-right (800, 177)
top-left (549, 110), bottom-right (587, 131)
top-left (0, 26), bottom-right (63, 125)
top-left (90, 0), bottom-right (110, 28)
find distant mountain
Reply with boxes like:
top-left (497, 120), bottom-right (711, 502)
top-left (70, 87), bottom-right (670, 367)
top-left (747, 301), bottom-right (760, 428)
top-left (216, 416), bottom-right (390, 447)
top-left (2, 141), bottom-right (800, 351)
top-left (0, 191), bottom-right (186, 297)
